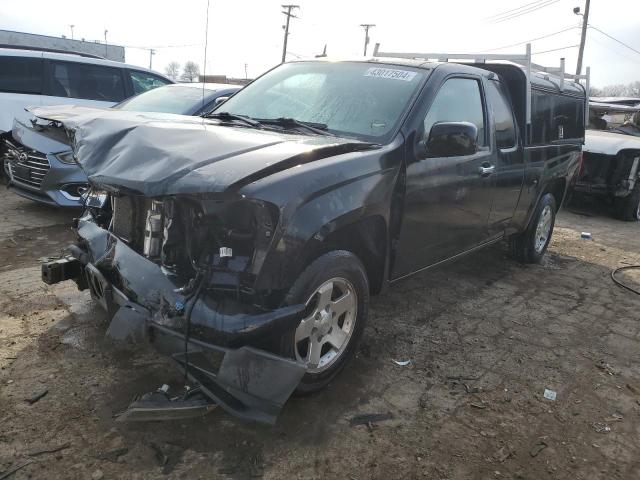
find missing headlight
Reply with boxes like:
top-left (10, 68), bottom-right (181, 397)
top-left (55, 151), bottom-right (76, 164)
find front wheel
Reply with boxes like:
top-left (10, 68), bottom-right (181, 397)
top-left (280, 250), bottom-right (369, 393)
top-left (511, 193), bottom-right (557, 263)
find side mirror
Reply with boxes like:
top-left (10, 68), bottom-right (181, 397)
top-left (422, 121), bottom-right (478, 158)
top-left (213, 96), bottom-right (229, 108)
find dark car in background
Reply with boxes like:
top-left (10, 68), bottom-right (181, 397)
top-left (3, 82), bottom-right (241, 207)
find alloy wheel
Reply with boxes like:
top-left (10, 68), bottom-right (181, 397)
top-left (534, 205), bottom-right (553, 254)
top-left (294, 277), bottom-right (357, 373)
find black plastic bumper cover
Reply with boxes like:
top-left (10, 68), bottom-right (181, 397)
top-left (52, 217), bottom-right (307, 424)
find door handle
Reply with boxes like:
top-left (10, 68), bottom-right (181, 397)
top-left (478, 164), bottom-right (495, 176)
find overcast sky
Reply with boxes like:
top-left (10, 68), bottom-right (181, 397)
top-left (1, 0), bottom-right (639, 87)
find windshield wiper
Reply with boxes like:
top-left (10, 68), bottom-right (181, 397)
top-left (254, 117), bottom-right (335, 136)
top-left (206, 112), bottom-right (262, 128)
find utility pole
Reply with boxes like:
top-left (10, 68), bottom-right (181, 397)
top-left (360, 24), bottom-right (375, 56)
top-left (104, 29), bottom-right (108, 58)
top-left (244, 63), bottom-right (248, 79)
top-left (149, 49), bottom-right (155, 69)
top-left (574, 0), bottom-right (590, 76)
top-left (281, 4), bottom-right (299, 63)
top-left (69, 25), bottom-right (75, 40)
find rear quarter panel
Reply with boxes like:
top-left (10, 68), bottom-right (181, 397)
top-left (511, 144), bottom-right (581, 231)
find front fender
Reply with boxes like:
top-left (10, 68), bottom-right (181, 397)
top-left (252, 167), bottom-right (399, 304)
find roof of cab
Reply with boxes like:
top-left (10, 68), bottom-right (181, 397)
top-left (0, 47), bottom-right (172, 81)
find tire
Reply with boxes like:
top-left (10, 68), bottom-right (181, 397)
top-left (614, 183), bottom-right (640, 222)
top-left (511, 193), bottom-right (557, 264)
top-left (279, 250), bottom-right (369, 394)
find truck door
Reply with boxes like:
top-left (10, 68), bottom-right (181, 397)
top-left (392, 76), bottom-right (498, 278)
top-left (485, 79), bottom-right (524, 234)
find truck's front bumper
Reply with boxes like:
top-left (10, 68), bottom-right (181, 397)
top-left (42, 217), bottom-right (307, 424)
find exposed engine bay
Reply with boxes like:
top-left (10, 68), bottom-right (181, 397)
top-left (84, 190), bottom-right (280, 307)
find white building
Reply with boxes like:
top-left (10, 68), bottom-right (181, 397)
top-left (0, 30), bottom-right (125, 62)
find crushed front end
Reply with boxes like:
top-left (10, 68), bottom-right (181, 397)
top-left (43, 190), bottom-right (306, 424)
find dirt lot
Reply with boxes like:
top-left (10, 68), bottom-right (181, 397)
top-left (1, 184), bottom-right (639, 480)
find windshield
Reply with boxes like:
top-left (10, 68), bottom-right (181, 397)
top-left (217, 61), bottom-right (427, 142)
top-left (115, 86), bottom-right (215, 115)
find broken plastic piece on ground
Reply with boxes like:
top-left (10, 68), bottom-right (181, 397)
top-left (392, 359), bottom-right (411, 366)
top-left (593, 422), bottom-right (612, 433)
top-left (24, 388), bottom-right (48, 405)
top-left (529, 440), bottom-right (548, 457)
top-left (543, 388), bottom-right (557, 401)
top-left (595, 359), bottom-right (619, 375)
top-left (581, 232), bottom-right (592, 239)
top-left (349, 412), bottom-right (393, 426)
top-left (603, 412), bottom-right (623, 422)
top-left (116, 386), bottom-right (217, 422)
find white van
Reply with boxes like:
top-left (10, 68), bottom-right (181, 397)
top-left (0, 47), bottom-right (173, 138)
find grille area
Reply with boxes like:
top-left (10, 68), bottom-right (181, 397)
top-left (5, 139), bottom-right (51, 190)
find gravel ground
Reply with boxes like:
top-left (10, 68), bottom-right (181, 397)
top-left (1, 185), bottom-right (639, 480)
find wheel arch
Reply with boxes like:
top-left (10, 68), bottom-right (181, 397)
top-left (541, 177), bottom-right (567, 212)
top-left (301, 214), bottom-right (388, 295)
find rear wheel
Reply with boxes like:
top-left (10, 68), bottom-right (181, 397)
top-left (280, 250), bottom-right (369, 393)
top-left (511, 193), bottom-right (557, 263)
top-left (614, 183), bottom-right (640, 222)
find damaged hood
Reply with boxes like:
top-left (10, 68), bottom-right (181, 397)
top-left (29, 105), bottom-right (375, 196)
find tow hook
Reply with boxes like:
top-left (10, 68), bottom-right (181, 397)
top-left (42, 255), bottom-right (83, 285)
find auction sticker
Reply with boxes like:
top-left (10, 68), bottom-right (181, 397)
top-left (365, 67), bottom-right (417, 81)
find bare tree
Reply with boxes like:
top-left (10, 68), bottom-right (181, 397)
top-left (592, 81), bottom-right (640, 98)
top-left (164, 61), bottom-right (181, 81)
top-left (602, 84), bottom-right (628, 97)
top-left (589, 86), bottom-right (603, 97)
top-left (181, 61), bottom-right (200, 82)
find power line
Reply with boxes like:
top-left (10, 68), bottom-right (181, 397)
top-left (532, 44), bottom-right (579, 55)
top-left (484, 0), bottom-right (550, 21)
top-left (587, 34), bottom-right (640, 65)
top-left (482, 25), bottom-right (579, 52)
top-left (586, 33), bottom-right (640, 65)
top-left (588, 24), bottom-right (640, 56)
top-left (125, 43), bottom-right (201, 50)
top-left (491, 0), bottom-right (561, 24)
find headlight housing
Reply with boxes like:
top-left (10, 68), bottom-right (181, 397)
top-left (55, 151), bottom-right (76, 164)
top-left (82, 189), bottom-right (109, 208)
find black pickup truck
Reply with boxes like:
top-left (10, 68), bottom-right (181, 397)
top-left (36, 53), bottom-right (585, 423)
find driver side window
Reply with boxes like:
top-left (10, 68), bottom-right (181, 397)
top-left (423, 78), bottom-right (485, 146)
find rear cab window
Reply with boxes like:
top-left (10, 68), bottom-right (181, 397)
top-left (0, 56), bottom-right (43, 94)
top-left (129, 70), bottom-right (172, 95)
top-left (48, 61), bottom-right (126, 102)
top-left (486, 79), bottom-right (517, 149)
